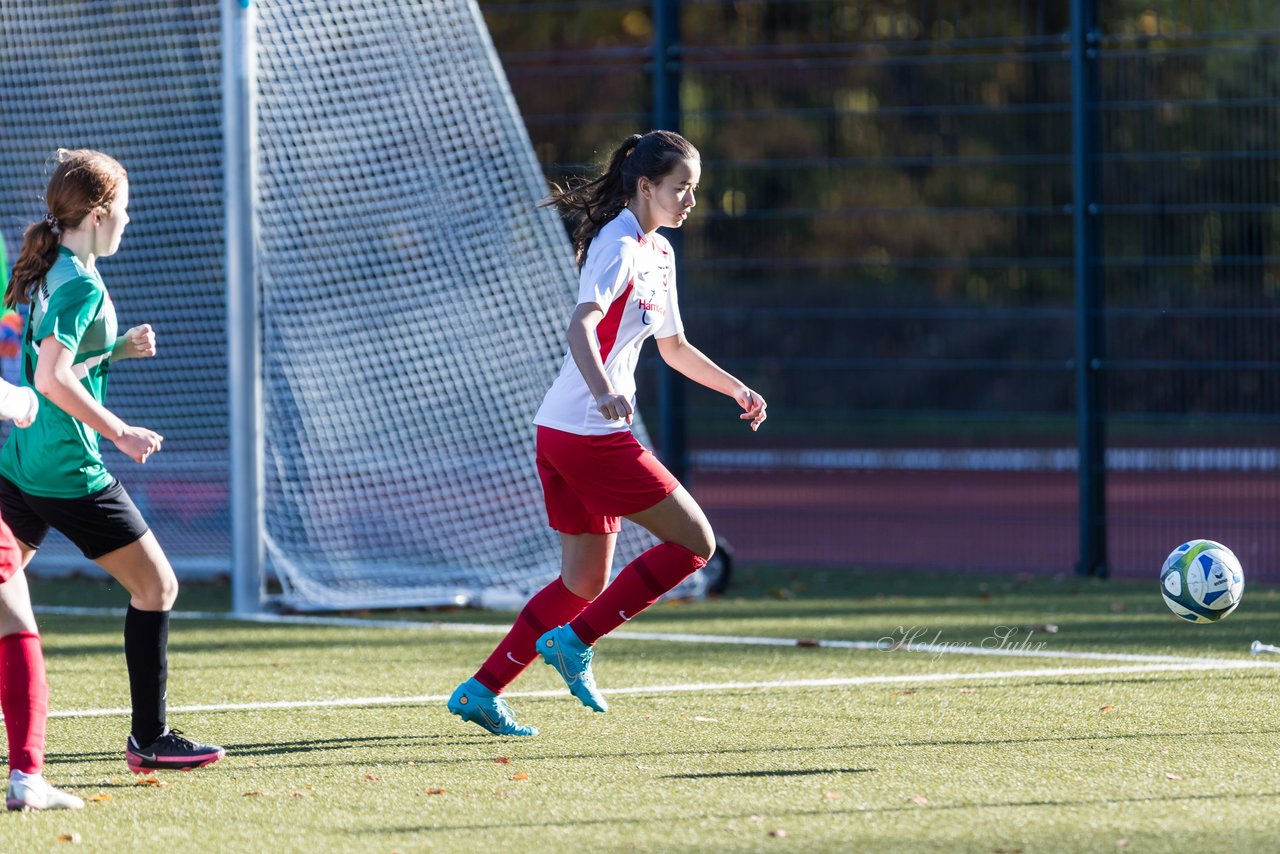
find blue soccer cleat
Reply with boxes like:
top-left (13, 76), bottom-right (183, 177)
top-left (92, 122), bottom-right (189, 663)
top-left (537, 624), bottom-right (608, 713)
top-left (447, 678), bottom-right (538, 737)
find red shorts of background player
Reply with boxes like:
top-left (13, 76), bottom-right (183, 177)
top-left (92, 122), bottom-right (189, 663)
top-left (536, 426), bottom-right (679, 535)
top-left (0, 517), bottom-right (23, 584)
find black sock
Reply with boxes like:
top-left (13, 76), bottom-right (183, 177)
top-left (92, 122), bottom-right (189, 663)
top-left (124, 606), bottom-right (169, 746)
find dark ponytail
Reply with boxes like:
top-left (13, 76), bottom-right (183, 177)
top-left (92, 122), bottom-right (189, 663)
top-left (543, 130), bottom-right (699, 268)
top-left (5, 148), bottom-right (127, 309)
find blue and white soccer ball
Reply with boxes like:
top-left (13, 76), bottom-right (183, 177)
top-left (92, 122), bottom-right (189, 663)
top-left (1159, 539), bottom-right (1244, 624)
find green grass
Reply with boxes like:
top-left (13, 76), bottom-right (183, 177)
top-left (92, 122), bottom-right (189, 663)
top-left (6, 567), bottom-right (1280, 852)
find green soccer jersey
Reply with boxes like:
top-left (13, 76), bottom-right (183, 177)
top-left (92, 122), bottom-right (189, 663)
top-left (0, 247), bottom-right (118, 498)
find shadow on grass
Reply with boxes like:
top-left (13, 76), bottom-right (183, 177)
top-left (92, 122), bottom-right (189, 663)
top-left (46, 732), bottom-right (495, 764)
top-left (355, 789), bottom-right (1280, 835)
top-left (665, 767), bottom-right (875, 779)
top-left (125, 723), bottom-right (1280, 775)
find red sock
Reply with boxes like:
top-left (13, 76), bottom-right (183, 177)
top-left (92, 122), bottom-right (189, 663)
top-left (569, 543), bottom-right (707, 645)
top-left (474, 578), bottom-right (591, 693)
top-left (0, 632), bottom-right (47, 774)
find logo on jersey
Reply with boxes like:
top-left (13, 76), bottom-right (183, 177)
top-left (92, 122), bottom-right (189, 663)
top-left (637, 287), bottom-right (665, 326)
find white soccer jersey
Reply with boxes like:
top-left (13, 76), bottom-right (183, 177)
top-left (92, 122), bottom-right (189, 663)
top-left (534, 208), bottom-right (685, 435)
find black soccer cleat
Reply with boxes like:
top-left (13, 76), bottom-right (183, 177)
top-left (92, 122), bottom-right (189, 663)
top-left (126, 727), bottom-right (226, 773)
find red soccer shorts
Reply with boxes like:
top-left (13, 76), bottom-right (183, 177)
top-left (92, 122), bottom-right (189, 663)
top-left (535, 426), bottom-right (680, 535)
top-left (0, 517), bottom-right (22, 584)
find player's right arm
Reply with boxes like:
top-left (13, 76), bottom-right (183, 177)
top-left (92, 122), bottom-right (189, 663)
top-left (565, 303), bottom-right (632, 424)
top-left (566, 241), bottom-right (637, 424)
top-left (33, 336), bottom-right (162, 464)
top-left (0, 378), bottom-right (38, 427)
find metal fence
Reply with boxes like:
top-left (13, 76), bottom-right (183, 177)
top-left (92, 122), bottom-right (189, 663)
top-left (481, 0), bottom-right (1280, 581)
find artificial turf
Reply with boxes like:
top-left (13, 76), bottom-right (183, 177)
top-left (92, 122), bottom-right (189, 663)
top-left (3, 566), bottom-right (1278, 852)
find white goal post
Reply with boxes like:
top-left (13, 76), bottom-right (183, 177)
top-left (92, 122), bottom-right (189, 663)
top-left (227, 0), bottom-right (667, 612)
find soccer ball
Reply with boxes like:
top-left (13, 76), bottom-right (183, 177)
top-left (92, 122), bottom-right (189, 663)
top-left (1159, 540), bottom-right (1244, 623)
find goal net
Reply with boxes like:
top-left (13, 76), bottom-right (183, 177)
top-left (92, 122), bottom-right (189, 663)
top-left (0, 2), bottom-right (230, 576)
top-left (0, 0), bottom-right (670, 610)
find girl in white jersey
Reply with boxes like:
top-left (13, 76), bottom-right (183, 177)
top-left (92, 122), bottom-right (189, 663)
top-left (449, 130), bottom-right (767, 736)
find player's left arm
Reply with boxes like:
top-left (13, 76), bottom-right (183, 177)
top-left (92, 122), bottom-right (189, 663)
top-left (656, 333), bottom-right (767, 431)
top-left (112, 324), bottom-right (156, 361)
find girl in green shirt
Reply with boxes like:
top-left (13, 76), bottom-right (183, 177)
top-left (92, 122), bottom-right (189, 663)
top-left (1, 149), bottom-right (223, 774)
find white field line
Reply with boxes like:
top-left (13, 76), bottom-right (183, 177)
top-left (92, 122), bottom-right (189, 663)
top-left (691, 447), bottom-right (1280, 472)
top-left (37, 605), bottom-right (1274, 668)
top-left (45, 660), bottom-right (1280, 720)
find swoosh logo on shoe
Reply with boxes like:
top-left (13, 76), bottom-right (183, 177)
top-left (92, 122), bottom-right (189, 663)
top-left (618, 610), bottom-right (631, 621)
top-left (133, 751), bottom-right (158, 762)
top-left (478, 708), bottom-right (502, 731)
top-left (554, 647), bottom-right (581, 683)
top-left (507, 652), bottom-right (527, 666)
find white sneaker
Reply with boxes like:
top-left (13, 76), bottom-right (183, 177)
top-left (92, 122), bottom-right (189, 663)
top-left (6, 772), bottom-right (85, 811)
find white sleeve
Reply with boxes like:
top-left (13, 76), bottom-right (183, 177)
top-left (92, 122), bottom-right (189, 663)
top-left (0, 380), bottom-right (37, 423)
top-left (578, 240), bottom-right (636, 313)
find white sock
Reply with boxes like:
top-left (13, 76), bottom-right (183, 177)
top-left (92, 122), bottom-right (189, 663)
top-left (9, 769), bottom-right (43, 784)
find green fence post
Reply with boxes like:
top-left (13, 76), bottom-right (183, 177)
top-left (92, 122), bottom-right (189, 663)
top-left (1071, 0), bottom-right (1107, 577)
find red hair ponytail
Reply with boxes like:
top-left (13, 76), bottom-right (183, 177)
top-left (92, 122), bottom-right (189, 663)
top-left (5, 149), bottom-right (127, 309)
